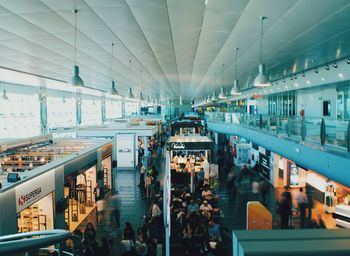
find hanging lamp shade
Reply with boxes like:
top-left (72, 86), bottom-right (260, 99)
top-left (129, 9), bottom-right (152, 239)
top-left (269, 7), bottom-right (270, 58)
top-left (207, 95), bottom-right (212, 103)
top-left (254, 16), bottom-right (271, 87)
top-left (1, 89), bottom-right (9, 100)
top-left (230, 79), bottom-right (241, 95)
top-left (211, 91), bottom-right (218, 102)
top-left (254, 63), bottom-right (271, 87)
top-left (70, 10), bottom-right (84, 87)
top-left (139, 92), bottom-right (145, 101)
top-left (218, 87), bottom-right (227, 99)
top-left (70, 65), bottom-right (84, 87)
top-left (110, 80), bottom-right (119, 95)
top-left (231, 47), bottom-right (241, 95)
top-left (128, 88), bottom-right (134, 99)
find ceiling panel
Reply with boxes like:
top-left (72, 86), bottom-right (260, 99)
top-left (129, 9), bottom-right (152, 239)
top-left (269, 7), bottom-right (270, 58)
top-left (0, 0), bottom-right (347, 101)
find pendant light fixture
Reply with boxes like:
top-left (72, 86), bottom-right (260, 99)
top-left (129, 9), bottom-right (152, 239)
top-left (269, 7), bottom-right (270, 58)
top-left (110, 43), bottom-right (119, 95)
top-left (254, 16), bottom-right (271, 87)
top-left (139, 92), bottom-right (145, 101)
top-left (211, 91), bottom-right (218, 102)
top-left (128, 88), bottom-right (134, 99)
top-left (218, 63), bottom-right (227, 99)
top-left (1, 89), bottom-right (9, 100)
top-left (70, 10), bottom-right (84, 87)
top-left (110, 81), bottom-right (119, 95)
top-left (207, 94), bottom-right (212, 103)
top-left (231, 47), bottom-right (241, 95)
top-left (211, 72), bottom-right (218, 101)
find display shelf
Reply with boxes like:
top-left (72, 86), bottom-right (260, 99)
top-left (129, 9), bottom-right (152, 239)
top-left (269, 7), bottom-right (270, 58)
top-left (18, 204), bottom-right (47, 232)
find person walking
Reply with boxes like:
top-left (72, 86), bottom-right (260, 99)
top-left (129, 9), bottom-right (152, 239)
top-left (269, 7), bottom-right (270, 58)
top-left (296, 187), bottom-right (308, 228)
top-left (139, 163), bottom-right (146, 188)
top-left (278, 194), bottom-right (291, 229)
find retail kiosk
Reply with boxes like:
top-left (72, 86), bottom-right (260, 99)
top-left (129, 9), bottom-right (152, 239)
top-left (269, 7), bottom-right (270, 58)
top-left (167, 135), bottom-right (213, 185)
top-left (0, 135), bottom-right (113, 235)
top-left (76, 122), bottom-right (159, 169)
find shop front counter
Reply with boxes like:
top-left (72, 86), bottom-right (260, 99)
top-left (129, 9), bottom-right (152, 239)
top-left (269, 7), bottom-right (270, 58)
top-left (333, 204), bottom-right (350, 228)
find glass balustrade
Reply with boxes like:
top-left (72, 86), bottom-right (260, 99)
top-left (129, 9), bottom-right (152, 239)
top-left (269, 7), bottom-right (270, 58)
top-left (205, 111), bottom-right (350, 151)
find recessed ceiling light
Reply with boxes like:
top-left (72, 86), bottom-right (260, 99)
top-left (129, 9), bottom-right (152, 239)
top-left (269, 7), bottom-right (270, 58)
top-left (333, 63), bottom-right (338, 68)
top-left (338, 73), bottom-right (344, 79)
top-left (321, 77), bottom-right (325, 81)
top-left (325, 65), bottom-right (329, 71)
top-left (301, 72), bottom-right (305, 77)
top-left (347, 58), bottom-right (350, 64)
top-left (306, 80), bottom-right (311, 85)
top-left (285, 85), bottom-right (288, 89)
top-left (294, 83), bottom-right (298, 87)
top-left (314, 68), bottom-right (319, 73)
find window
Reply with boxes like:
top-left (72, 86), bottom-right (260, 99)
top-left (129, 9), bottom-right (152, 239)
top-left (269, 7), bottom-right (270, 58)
top-left (47, 95), bottom-right (76, 128)
top-left (81, 98), bottom-right (102, 125)
top-left (0, 92), bottom-right (40, 138)
top-left (105, 99), bottom-right (122, 119)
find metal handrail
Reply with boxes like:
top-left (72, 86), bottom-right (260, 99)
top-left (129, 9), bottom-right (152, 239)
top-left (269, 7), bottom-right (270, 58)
top-left (0, 229), bottom-right (71, 255)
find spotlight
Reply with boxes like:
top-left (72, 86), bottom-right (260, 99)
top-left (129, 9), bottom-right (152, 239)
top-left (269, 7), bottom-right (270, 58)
top-left (333, 63), bottom-right (338, 68)
top-left (290, 76), bottom-right (293, 81)
top-left (314, 68), bottom-right (319, 73)
top-left (294, 74), bottom-right (297, 80)
top-left (325, 65), bottom-right (329, 71)
top-left (283, 78), bottom-right (286, 83)
top-left (301, 72), bottom-right (305, 77)
top-left (347, 59), bottom-right (350, 64)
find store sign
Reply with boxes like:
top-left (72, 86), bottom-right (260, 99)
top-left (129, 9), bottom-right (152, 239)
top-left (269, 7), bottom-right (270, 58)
top-left (259, 153), bottom-right (270, 179)
top-left (15, 171), bottom-right (55, 213)
top-left (170, 142), bottom-right (186, 150)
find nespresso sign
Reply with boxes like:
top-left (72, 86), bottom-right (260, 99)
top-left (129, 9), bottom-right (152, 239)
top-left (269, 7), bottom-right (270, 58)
top-left (168, 142), bottom-right (213, 150)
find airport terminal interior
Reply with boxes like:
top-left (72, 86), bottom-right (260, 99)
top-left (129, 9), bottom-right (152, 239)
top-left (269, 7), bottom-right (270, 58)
top-left (1, 0), bottom-right (350, 255)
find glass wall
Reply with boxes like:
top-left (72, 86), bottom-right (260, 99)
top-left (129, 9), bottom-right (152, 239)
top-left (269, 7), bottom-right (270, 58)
top-left (125, 101), bottom-right (138, 116)
top-left (47, 94), bottom-right (76, 128)
top-left (0, 90), bottom-right (41, 138)
top-left (81, 97), bottom-right (102, 126)
top-left (336, 82), bottom-right (350, 120)
top-left (105, 99), bottom-right (122, 119)
top-left (268, 91), bottom-right (296, 117)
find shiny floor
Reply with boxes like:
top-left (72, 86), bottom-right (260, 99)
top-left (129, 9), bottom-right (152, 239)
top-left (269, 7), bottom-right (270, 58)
top-left (75, 146), bottom-right (336, 255)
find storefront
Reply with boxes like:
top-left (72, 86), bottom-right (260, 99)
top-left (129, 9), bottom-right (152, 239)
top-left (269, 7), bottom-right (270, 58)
top-left (76, 123), bottom-right (158, 168)
top-left (305, 170), bottom-right (350, 228)
top-left (16, 171), bottom-right (55, 233)
top-left (170, 120), bottom-right (202, 136)
top-left (272, 154), bottom-right (307, 188)
top-left (0, 135), bottom-right (113, 235)
top-left (167, 136), bottom-right (213, 186)
top-left (64, 165), bottom-right (97, 232)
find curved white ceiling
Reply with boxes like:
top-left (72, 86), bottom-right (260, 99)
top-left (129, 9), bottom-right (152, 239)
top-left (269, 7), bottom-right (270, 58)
top-left (0, 0), bottom-right (349, 101)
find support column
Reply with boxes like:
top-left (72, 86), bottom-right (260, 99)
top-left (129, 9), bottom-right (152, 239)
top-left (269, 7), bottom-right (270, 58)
top-left (76, 92), bottom-right (82, 125)
top-left (121, 98), bottom-right (126, 118)
top-left (39, 87), bottom-right (48, 134)
top-left (101, 96), bottom-right (106, 124)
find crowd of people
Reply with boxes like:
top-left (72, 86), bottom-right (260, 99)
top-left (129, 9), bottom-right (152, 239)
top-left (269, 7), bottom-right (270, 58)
top-left (169, 173), bottom-right (229, 255)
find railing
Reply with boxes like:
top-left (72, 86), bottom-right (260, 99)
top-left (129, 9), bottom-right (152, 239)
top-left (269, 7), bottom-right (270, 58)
top-left (0, 229), bottom-right (73, 255)
top-left (205, 111), bottom-right (350, 152)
